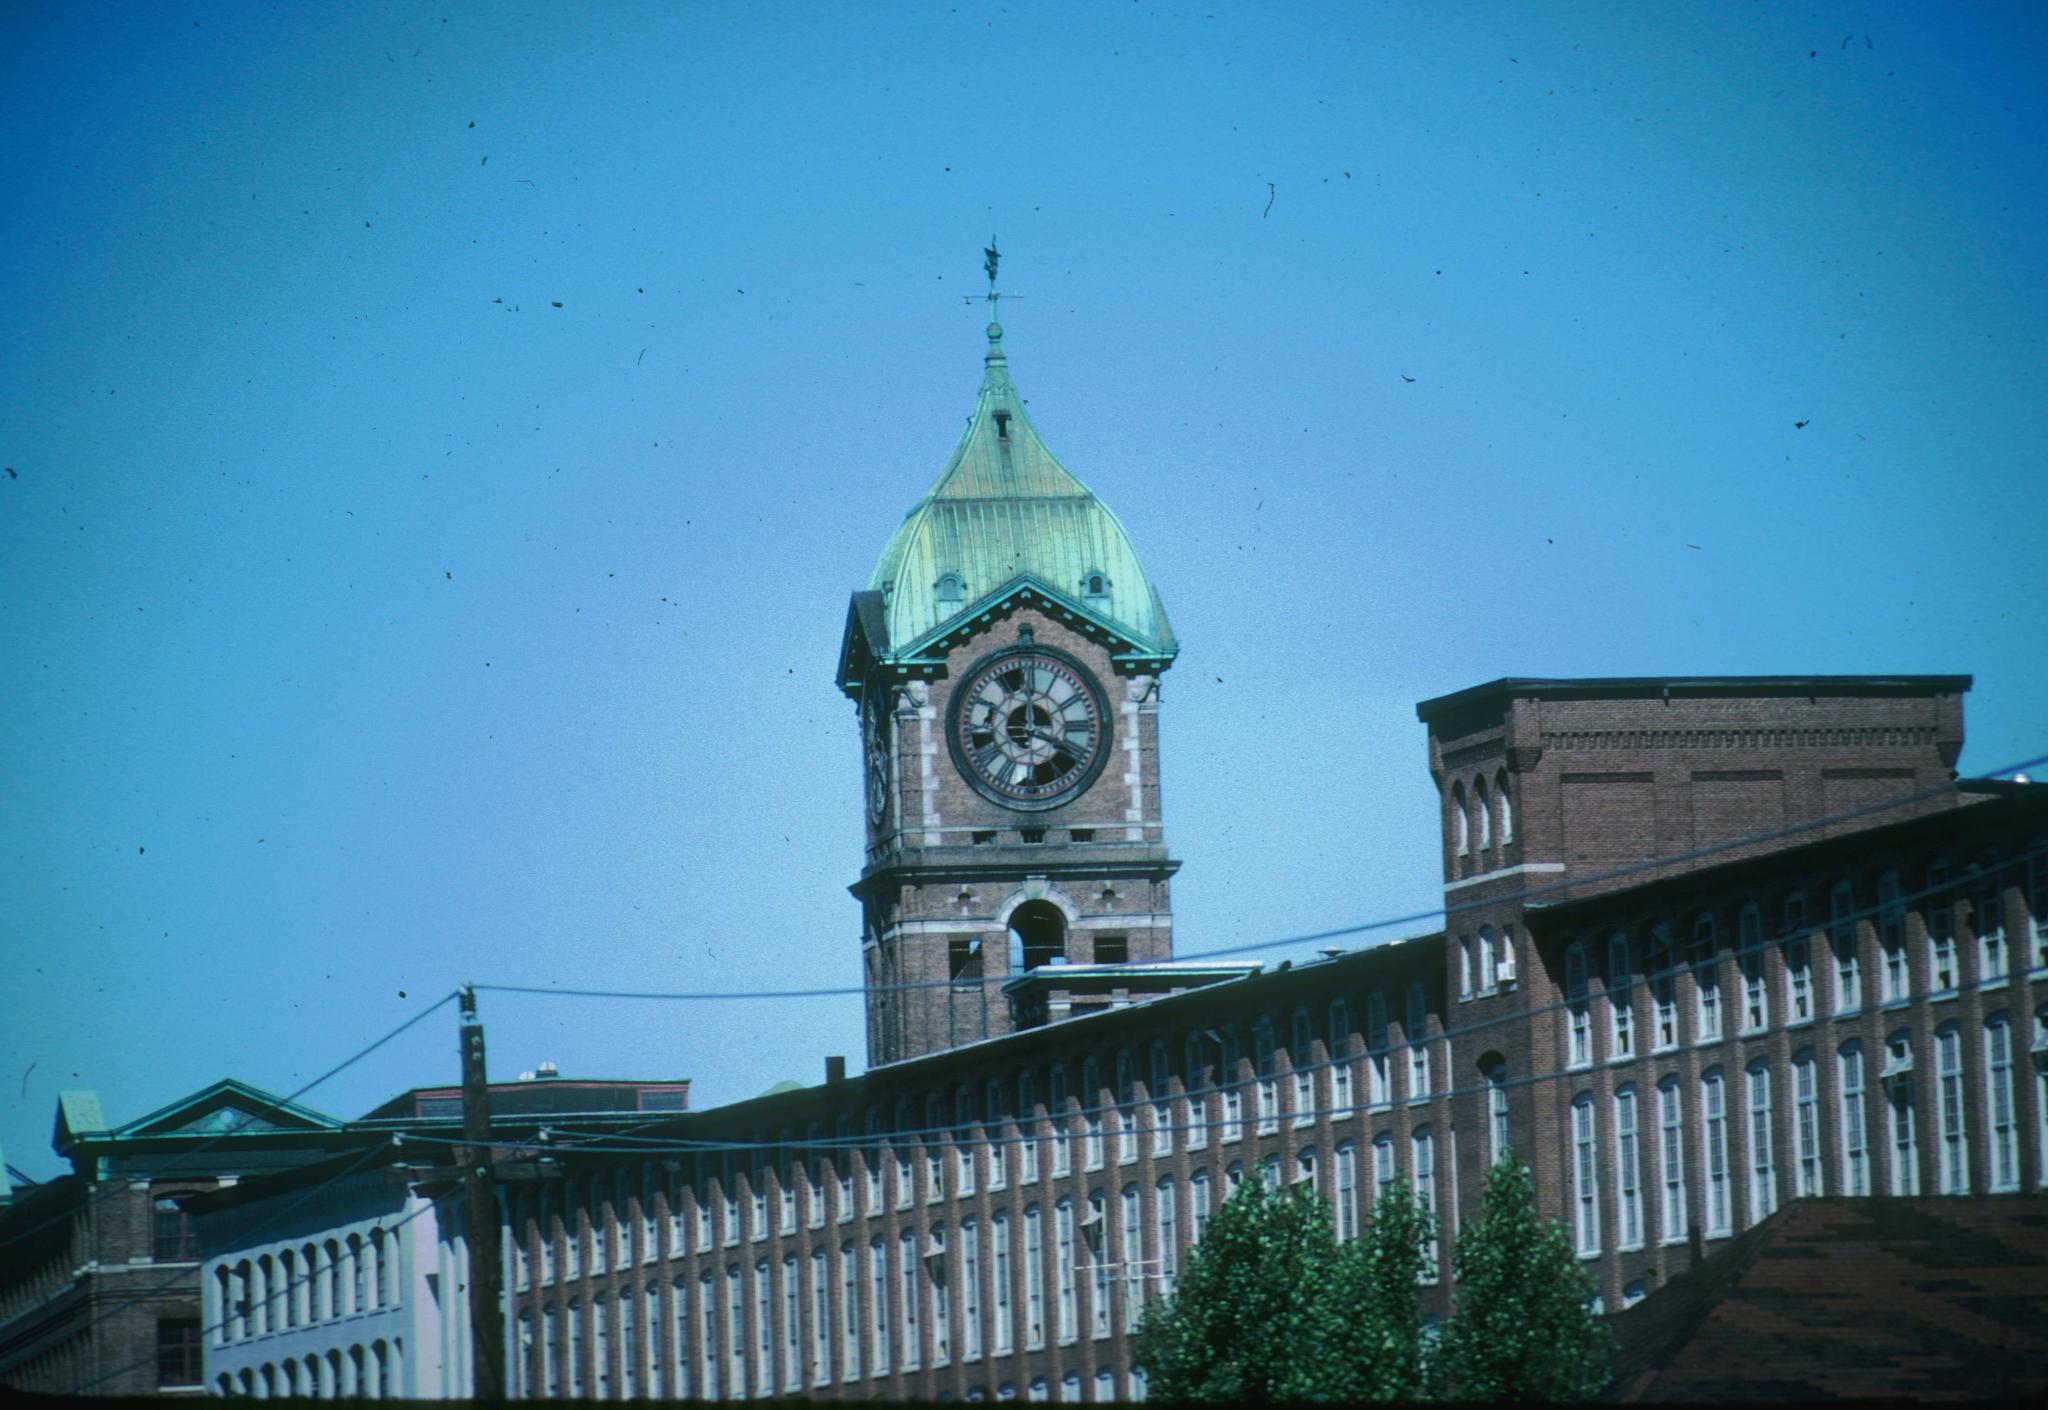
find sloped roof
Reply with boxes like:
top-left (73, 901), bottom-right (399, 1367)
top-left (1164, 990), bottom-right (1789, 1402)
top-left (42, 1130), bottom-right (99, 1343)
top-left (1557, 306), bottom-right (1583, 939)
top-left (865, 323), bottom-right (1175, 663)
top-left (55, 1078), bottom-right (341, 1155)
top-left (1606, 1196), bottom-right (2048, 1402)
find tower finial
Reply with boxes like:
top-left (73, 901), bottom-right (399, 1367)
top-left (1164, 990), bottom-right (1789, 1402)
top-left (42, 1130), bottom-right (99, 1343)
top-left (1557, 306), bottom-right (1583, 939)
top-left (971, 236), bottom-right (1017, 342)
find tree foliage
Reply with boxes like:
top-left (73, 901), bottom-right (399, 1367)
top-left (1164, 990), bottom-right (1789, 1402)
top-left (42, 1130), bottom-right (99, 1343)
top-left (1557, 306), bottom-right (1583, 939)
top-left (1435, 1155), bottom-right (1613, 1402)
top-left (1132, 1176), bottom-right (1343, 1402)
top-left (1134, 1157), bottom-right (1609, 1403)
top-left (1324, 1175), bottom-right (1434, 1401)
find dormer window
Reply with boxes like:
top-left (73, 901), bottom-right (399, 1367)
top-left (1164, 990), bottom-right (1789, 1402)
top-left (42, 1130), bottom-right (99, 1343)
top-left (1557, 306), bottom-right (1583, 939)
top-left (993, 411), bottom-right (1011, 440)
top-left (935, 573), bottom-right (965, 619)
top-left (1082, 571), bottom-right (1110, 606)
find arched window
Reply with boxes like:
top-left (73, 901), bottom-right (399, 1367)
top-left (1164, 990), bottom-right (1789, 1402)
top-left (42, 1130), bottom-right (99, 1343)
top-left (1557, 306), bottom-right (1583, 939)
top-left (302, 1241), bottom-right (322, 1321)
top-left (1607, 933), bottom-right (1634, 1057)
top-left (1290, 1007), bottom-right (1316, 1123)
top-left (1328, 999), bottom-right (1353, 1112)
top-left (1366, 990), bottom-right (1391, 1107)
top-left (1114, 1050), bottom-right (1137, 1163)
top-left (1738, 902), bottom-right (1768, 1032)
top-left (370, 1226), bottom-right (390, 1308)
top-left (1412, 1126), bottom-right (1439, 1280)
top-left (959, 1220), bottom-right (980, 1362)
top-left (1048, 1064), bottom-right (1071, 1176)
top-left (212, 1266), bottom-right (232, 1344)
top-left (956, 1087), bottom-right (978, 1194)
top-left (1927, 858), bottom-right (1957, 993)
top-left (935, 572), bottom-right (965, 618)
top-left (1700, 1068), bottom-right (1731, 1236)
top-left (1792, 1050), bottom-right (1820, 1197)
top-left (1053, 1198), bottom-right (1077, 1343)
top-left (1564, 944), bottom-right (1591, 1068)
top-left (1985, 1014), bottom-right (2017, 1192)
top-left (1883, 1031), bottom-right (1919, 1195)
top-left (1475, 777), bottom-right (1492, 851)
top-left (1613, 1086), bottom-right (1641, 1250)
top-left (1878, 869), bottom-right (1909, 1002)
top-left (348, 1233), bottom-right (366, 1315)
top-left (1657, 1076), bottom-right (1686, 1246)
top-left (1008, 901), bottom-right (1067, 971)
top-left (1935, 1024), bottom-right (1968, 1193)
top-left (1693, 912), bottom-right (1722, 1041)
top-left (1782, 892), bottom-right (1812, 1022)
top-left (1649, 925), bottom-right (1677, 1050)
top-left (1745, 1061), bottom-right (1776, 1223)
top-left (253, 1254), bottom-right (271, 1335)
top-left (1082, 571), bottom-right (1109, 603)
top-left (1405, 983), bottom-right (1431, 1097)
top-left (1252, 1016), bottom-right (1279, 1133)
top-left (1838, 1041), bottom-right (1869, 1195)
top-left (1570, 1097), bottom-right (1599, 1256)
top-left (325, 1240), bottom-right (344, 1318)
top-left (1975, 861), bottom-right (2008, 986)
top-left (1080, 1056), bottom-right (1105, 1168)
top-left (1496, 771), bottom-right (1514, 843)
top-left (1485, 1061), bottom-right (1511, 1164)
top-left (1451, 783), bottom-right (1469, 857)
top-left (1829, 880), bottom-right (1861, 1013)
top-left (1371, 1133), bottom-right (1394, 1202)
top-left (1149, 1041), bottom-right (1173, 1156)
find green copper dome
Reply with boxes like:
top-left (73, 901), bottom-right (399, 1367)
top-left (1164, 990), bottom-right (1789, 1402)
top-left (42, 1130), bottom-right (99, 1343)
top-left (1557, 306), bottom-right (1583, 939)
top-left (866, 323), bottom-right (1177, 661)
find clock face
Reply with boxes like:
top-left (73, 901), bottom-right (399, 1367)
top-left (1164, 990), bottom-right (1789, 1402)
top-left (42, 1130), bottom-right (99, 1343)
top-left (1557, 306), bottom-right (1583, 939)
top-left (947, 645), bottom-right (1111, 809)
top-left (864, 690), bottom-right (889, 825)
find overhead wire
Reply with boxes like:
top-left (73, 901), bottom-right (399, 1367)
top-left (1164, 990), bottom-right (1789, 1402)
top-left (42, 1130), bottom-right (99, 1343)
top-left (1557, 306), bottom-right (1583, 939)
top-left (471, 752), bottom-right (2048, 1006)
top-left (398, 840), bottom-right (2047, 1157)
top-left (8, 757), bottom-right (2039, 1382)
top-left (65, 1138), bottom-right (410, 1394)
top-left (0, 989), bottom-right (460, 1258)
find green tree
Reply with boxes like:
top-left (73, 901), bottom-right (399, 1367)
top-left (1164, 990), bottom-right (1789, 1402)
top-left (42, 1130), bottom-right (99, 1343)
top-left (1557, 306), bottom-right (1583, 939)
top-left (1132, 1175), bottom-right (1348, 1402)
top-left (1323, 1175), bottom-right (1437, 1401)
top-left (1435, 1155), bottom-right (1612, 1402)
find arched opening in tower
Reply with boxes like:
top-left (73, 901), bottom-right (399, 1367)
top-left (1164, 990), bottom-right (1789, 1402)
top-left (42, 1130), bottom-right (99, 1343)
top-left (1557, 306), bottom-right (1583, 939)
top-left (1007, 901), bottom-right (1068, 972)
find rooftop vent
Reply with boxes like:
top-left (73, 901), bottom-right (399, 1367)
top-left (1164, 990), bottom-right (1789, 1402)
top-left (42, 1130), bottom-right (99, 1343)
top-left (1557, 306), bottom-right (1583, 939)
top-left (536, 1061), bottom-right (560, 1079)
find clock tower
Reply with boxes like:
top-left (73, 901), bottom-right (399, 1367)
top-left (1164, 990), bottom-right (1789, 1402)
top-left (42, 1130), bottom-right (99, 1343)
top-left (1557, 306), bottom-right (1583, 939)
top-left (836, 315), bottom-right (1182, 1065)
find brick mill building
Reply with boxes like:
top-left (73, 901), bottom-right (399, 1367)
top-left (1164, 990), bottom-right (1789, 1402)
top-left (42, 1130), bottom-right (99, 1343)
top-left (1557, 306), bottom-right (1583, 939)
top-left (12, 314), bottom-right (2037, 1401)
top-left (471, 319), bottom-right (2048, 1401)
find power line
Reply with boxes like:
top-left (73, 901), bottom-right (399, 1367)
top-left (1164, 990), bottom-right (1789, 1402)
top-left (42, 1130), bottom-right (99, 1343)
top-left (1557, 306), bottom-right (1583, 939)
top-left (471, 752), bottom-right (2046, 1007)
top-left (0, 990), bottom-right (459, 1258)
top-left (66, 1139), bottom-right (406, 1394)
top-left (395, 844), bottom-right (2044, 1156)
top-left (390, 938), bottom-right (2032, 1164)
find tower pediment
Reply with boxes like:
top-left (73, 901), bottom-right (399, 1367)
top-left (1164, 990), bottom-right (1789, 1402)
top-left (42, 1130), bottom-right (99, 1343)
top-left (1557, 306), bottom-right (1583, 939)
top-left (837, 574), bottom-right (1172, 695)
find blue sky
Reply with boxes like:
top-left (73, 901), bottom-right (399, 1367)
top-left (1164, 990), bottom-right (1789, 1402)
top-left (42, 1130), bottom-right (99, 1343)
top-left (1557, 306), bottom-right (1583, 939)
top-left (3, 1), bottom-right (2044, 1180)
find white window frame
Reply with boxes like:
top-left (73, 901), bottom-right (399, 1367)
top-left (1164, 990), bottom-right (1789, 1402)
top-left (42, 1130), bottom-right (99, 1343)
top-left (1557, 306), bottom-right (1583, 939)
top-left (1657, 1078), bottom-right (1686, 1244)
top-left (1571, 1097), bottom-right (1600, 1257)
top-left (1614, 1087), bottom-right (1642, 1250)
top-left (1838, 1042), bottom-right (1869, 1196)
top-left (1702, 1070), bottom-right (1731, 1237)
top-left (1936, 1025), bottom-right (1968, 1194)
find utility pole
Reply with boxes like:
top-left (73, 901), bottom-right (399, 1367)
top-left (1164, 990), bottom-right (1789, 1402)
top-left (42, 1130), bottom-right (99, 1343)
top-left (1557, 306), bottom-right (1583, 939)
top-left (458, 985), bottom-right (506, 1400)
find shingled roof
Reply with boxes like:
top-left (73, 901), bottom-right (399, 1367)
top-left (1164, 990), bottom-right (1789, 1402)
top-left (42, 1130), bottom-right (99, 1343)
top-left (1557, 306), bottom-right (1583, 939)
top-left (1606, 1196), bottom-right (2048, 1402)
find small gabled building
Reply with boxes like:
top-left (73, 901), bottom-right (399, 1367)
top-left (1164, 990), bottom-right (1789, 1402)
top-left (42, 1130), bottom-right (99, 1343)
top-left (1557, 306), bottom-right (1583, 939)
top-left (0, 1079), bottom-right (344, 1397)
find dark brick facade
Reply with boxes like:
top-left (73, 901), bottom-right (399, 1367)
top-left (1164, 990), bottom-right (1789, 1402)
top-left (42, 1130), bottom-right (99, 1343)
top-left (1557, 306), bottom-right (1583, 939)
top-left (503, 678), bottom-right (2045, 1402)
top-left (855, 602), bottom-right (1179, 1065)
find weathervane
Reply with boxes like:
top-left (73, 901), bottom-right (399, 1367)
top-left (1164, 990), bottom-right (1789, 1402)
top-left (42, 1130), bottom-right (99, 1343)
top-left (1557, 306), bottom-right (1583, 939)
top-left (964, 235), bottom-right (1021, 313)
